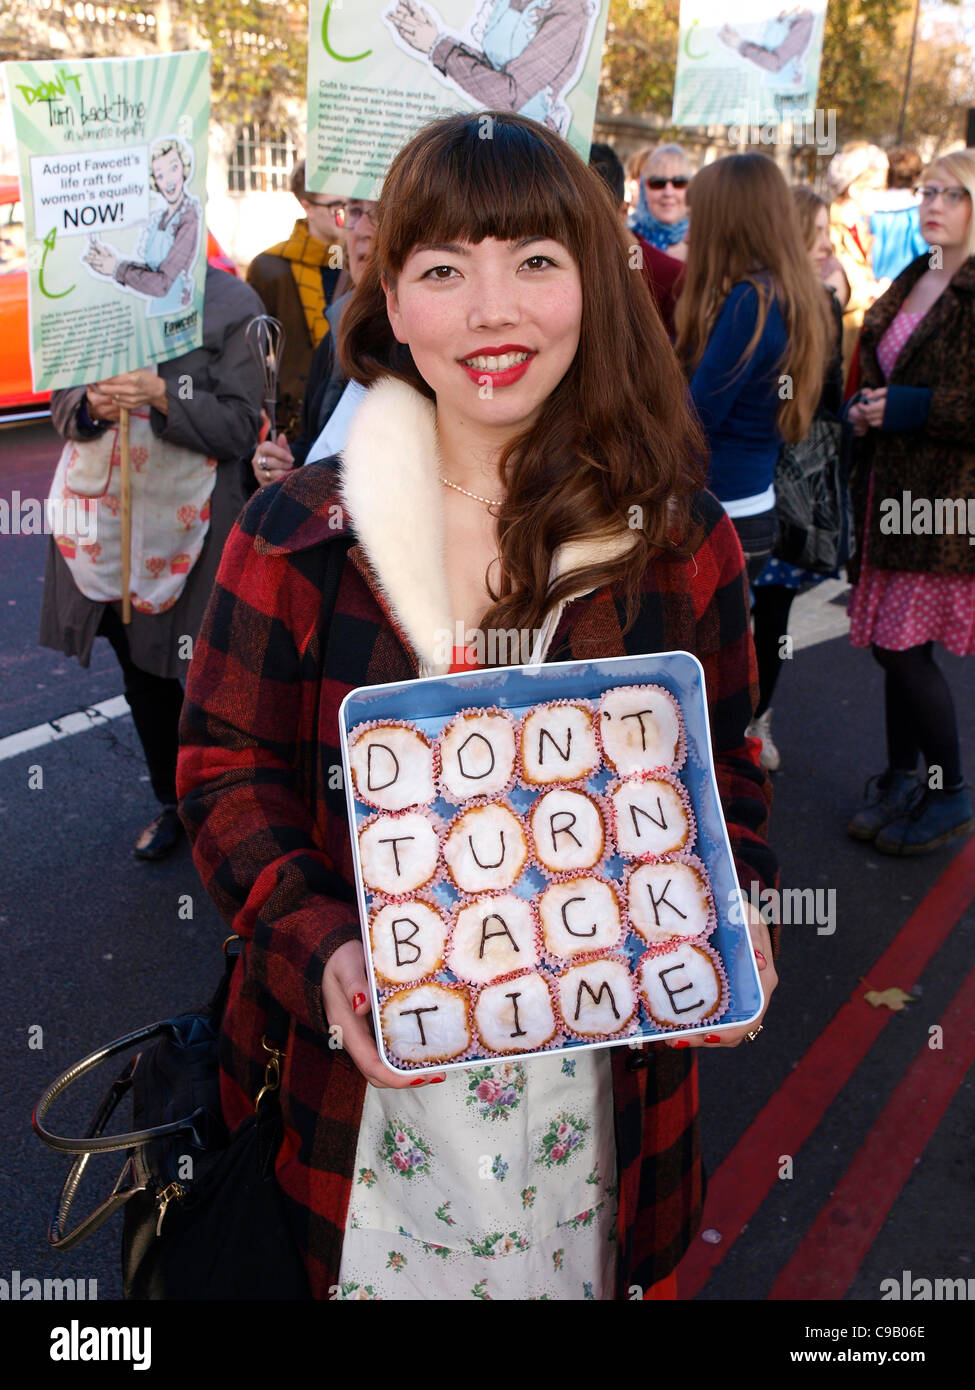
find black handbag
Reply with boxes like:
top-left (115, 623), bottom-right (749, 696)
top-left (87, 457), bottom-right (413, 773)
top-left (33, 938), bottom-right (311, 1300)
top-left (772, 414), bottom-right (854, 574)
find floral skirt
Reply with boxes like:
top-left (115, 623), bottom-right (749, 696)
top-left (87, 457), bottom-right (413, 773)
top-left (336, 1050), bottom-right (619, 1300)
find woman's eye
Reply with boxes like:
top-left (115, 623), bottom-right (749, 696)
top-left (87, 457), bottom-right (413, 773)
top-left (522, 255), bottom-right (556, 270)
top-left (423, 265), bottom-right (458, 280)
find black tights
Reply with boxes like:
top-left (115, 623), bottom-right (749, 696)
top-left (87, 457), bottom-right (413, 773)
top-left (752, 584), bottom-right (798, 717)
top-left (871, 642), bottom-right (963, 788)
top-left (98, 606), bottom-right (184, 806)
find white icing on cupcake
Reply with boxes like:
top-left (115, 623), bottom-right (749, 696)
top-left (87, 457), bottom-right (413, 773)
top-left (538, 876), bottom-right (623, 960)
top-left (611, 777), bottom-right (691, 859)
top-left (637, 943), bottom-right (724, 1028)
top-left (447, 893), bottom-right (539, 985)
top-left (442, 802), bottom-right (528, 894)
top-left (556, 958), bottom-right (638, 1037)
top-left (381, 982), bottom-right (472, 1064)
top-left (370, 899), bottom-right (447, 986)
top-left (474, 972), bottom-right (558, 1054)
top-left (626, 861), bottom-right (713, 944)
top-left (349, 723), bottom-right (435, 811)
top-left (358, 811), bottom-right (440, 897)
top-left (520, 702), bottom-right (599, 785)
top-left (529, 788), bottom-right (605, 874)
top-left (598, 686), bottom-right (682, 775)
top-left (438, 710), bottom-right (516, 802)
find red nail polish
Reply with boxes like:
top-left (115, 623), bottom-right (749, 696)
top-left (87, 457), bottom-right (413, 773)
top-left (754, 950), bottom-right (767, 968)
top-left (430, 1076), bottom-right (446, 1084)
top-left (704, 1034), bottom-right (721, 1044)
top-left (352, 993), bottom-right (367, 1011)
top-left (672, 1040), bottom-right (690, 1048)
top-left (409, 1078), bottom-right (427, 1087)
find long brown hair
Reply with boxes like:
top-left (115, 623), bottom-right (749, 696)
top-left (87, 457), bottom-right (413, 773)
top-left (674, 153), bottom-right (830, 444)
top-left (341, 111), bottom-right (705, 648)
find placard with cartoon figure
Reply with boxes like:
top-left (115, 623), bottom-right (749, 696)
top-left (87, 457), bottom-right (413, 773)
top-left (672, 1), bottom-right (827, 130)
top-left (307, 1), bottom-right (610, 198)
top-left (2, 50), bottom-right (209, 391)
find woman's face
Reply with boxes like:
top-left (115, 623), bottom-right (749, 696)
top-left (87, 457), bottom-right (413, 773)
top-left (808, 206), bottom-right (832, 272)
top-left (384, 235), bottom-right (583, 442)
top-left (642, 155), bottom-right (690, 225)
top-left (151, 150), bottom-right (185, 205)
top-left (918, 167), bottom-right (972, 251)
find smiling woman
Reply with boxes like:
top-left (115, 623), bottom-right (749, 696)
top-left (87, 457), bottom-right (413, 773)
top-left (177, 111), bottom-right (779, 1302)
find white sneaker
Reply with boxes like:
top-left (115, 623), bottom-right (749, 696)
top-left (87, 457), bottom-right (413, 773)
top-left (745, 708), bottom-right (780, 772)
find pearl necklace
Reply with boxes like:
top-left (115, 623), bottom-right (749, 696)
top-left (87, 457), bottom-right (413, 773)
top-left (439, 476), bottom-right (502, 507)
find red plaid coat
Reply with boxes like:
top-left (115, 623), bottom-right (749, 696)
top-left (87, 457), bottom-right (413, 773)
top-left (178, 459), bottom-right (775, 1300)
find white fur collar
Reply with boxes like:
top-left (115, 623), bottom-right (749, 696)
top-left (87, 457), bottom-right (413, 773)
top-left (338, 376), bottom-right (637, 674)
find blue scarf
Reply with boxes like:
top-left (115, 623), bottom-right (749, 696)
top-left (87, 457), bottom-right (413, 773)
top-left (628, 178), bottom-right (689, 251)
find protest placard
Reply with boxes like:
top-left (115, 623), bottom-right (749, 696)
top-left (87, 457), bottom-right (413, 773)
top-left (672, 1), bottom-right (827, 131)
top-left (2, 50), bottom-right (210, 393)
top-left (307, 0), bottom-right (610, 197)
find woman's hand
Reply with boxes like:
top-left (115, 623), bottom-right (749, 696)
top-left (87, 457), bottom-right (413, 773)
top-left (322, 940), bottom-right (445, 1088)
top-left (85, 384), bottom-right (121, 424)
top-left (84, 238), bottom-right (118, 277)
top-left (859, 386), bottom-right (887, 429)
top-left (664, 906), bottom-right (778, 1049)
top-left (95, 370), bottom-right (169, 415)
top-left (252, 432), bottom-right (294, 487)
top-left (388, 0), bottom-right (439, 54)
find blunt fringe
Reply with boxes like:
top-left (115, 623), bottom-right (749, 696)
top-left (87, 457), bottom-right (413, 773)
top-left (340, 111), bottom-right (706, 653)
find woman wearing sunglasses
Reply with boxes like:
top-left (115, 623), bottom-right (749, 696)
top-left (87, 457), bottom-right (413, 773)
top-left (178, 111), bottom-right (778, 1301)
top-left (629, 143), bottom-right (692, 262)
top-left (845, 151), bottom-right (975, 854)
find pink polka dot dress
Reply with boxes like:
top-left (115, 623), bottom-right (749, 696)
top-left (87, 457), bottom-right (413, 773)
top-left (848, 309), bottom-right (975, 657)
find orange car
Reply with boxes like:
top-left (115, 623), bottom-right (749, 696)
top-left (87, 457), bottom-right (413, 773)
top-left (0, 175), bottom-right (239, 420)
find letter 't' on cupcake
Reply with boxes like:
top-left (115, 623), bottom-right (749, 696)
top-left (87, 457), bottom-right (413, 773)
top-left (637, 943), bottom-right (726, 1029)
top-left (626, 860), bottom-right (714, 945)
top-left (610, 775), bottom-right (692, 859)
top-left (358, 811), bottom-right (440, 897)
top-left (348, 722), bottom-right (435, 811)
top-left (370, 899), bottom-right (448, 986)
top-left (538, 876), bottom-right (623, 960)
top-left (442, 802), bottom-right (528, 895)
top-left (556, 957), bottom-right (638, 1038)
top-left (438, 709), bottom-right (516, 803)
top-left (597, 685), bottom-right (683, 776)
top-left (474, 971), bottom-right (559, 1054)
top-left (520, 702), bottom-right (599, 786)
top-left (381, 982), bottom-right (473, 1065)
top-left (529, 788), bottom-right (605, 875)
top-left (447, 893), bottom-right (540, 985)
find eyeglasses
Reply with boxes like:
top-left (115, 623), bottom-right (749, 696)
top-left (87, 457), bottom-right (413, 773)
top-left (303, 196), bottom-right (347, 220)
top-left (645, 176), bottom-right (689, 191)
top-left (914, 185), bottom-right (970, 206)
top-left (335, 204), bottom-right (377, 230)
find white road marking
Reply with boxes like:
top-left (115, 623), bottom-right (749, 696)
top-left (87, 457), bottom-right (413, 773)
top-left (0, 584), bottom-right (853, 764)
top-left (0, 694), bottom-right (128, 762)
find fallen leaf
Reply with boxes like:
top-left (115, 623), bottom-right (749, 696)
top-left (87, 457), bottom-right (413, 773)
top-left (864, 987), bottom-right (914, 1011)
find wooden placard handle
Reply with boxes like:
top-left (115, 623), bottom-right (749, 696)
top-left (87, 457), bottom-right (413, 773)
top-left (119, 406), bottom-right (131, 625)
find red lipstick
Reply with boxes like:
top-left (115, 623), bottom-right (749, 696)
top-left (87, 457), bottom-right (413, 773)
top-left (458, 344), bottom-right (536, 388)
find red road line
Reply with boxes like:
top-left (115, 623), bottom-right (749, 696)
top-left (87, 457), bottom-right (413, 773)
top-left (768, 959), bottom-right (975, 1299)
top-left (676, 835), bottom-right (975, 1299)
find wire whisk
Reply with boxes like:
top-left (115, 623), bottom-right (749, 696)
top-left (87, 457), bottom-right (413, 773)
top-left (245, 314), bottom-right (287, 439)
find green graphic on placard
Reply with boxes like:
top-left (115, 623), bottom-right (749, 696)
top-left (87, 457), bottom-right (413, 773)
top-left (2, 50), bottom-right (210, 392)
top-left (306, 1), bottom-right (610, 199)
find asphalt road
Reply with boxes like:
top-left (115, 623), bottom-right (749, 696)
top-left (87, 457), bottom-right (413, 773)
top-left (1, 419), bottom-right (973, 1320)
